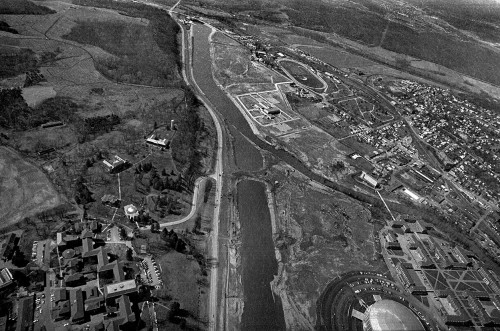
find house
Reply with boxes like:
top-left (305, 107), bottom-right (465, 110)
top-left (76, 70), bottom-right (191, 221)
top-left (102, 155), bottom-right (129, 174)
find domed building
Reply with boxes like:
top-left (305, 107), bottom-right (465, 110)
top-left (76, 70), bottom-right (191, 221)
top-left (362, 300), bottom-right (425, 331)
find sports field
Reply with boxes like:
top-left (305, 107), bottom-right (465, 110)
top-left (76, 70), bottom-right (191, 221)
top-left (279, 59), bottom-right (325, 90)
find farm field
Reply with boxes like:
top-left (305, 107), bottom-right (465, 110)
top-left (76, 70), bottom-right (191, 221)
top-left (0, 147), bottom-right (62, 229)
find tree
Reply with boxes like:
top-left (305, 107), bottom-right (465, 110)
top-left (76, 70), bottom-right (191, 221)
top-left (74, 176), bottom-right (94, 205)
top-left (168, 302), bottom-right (180, 321)
top-left (120, 227), bottom-right (127, 240)
top-left (126, 248), bottom-right (133, 261)
top-left (12, 250), bottom-right (27, 267)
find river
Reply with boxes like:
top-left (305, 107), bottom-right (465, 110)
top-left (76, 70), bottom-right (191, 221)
top-left (237, 180), bottom-right (286, 331)
top-left (192, 24), bottom-right (286, 330)
top-left (190, 24), bottom-right (391, 211)
top-left (190, 22), bottom-right (406, 330)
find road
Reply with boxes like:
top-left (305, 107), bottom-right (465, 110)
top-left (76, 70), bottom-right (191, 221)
top-left (470, 209), bottom-right (493, 233)
top-left (172, 9), bottom-right (225, 331)
top-left (140, 176), bottom-right (205, 230)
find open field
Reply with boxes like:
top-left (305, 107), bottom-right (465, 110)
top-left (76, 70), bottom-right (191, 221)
top-left (0, 0), bottom-right (216, 228)
top-left (0, 147), bottom-right (62, 229)
top-left (187, 0), bottom-right (500, 96)
top-left (297, 45), bottom-right (377, 68)
top-left (279, 59), bottom-right (325, 90)
top-left (134, 229), bottom-right (210, 330)
top-left (63, 17), bottom-right (180, 87)
top-left (211, 31), bottom-right (289, 87)
top-left (0, 0), bottom-right (55, 15)
top-left (263, 163), bottom-right (387, 328)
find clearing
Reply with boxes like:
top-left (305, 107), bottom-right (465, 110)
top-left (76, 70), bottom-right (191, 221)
top-left (0, 147), bottom-right (62, 229)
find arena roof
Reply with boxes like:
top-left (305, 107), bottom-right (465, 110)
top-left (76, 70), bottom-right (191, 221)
top-left (365, 300), bottom-right (424, 331)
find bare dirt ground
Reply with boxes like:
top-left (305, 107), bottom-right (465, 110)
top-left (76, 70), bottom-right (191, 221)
top-left (211, 31), bottom-right (289, 88)
top-left (261, 163), bottom-right (388, 329)
top-left (0, 146), bottom-right (62, 229)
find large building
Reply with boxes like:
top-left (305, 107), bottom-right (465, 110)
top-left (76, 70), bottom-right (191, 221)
top-left (16, 295), bottom-right (34, 331)
top-left (362, 300), bottom-right (425, 331)
top-left (0, 268), bottom-right (13, 290)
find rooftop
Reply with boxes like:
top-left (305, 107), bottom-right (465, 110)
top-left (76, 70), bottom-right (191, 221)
top-left (364, 300), bottom-right (424, 331)
top-left (104, 280), bottom-right (137, 299)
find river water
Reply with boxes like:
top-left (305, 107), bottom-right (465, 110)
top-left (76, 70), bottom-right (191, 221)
top-left (192, 24), bottom-right (286, 330)
top-left (191, 24), bottom-right (263, 172)
top-left (238, 180), bottom-right (286, 330)
top-left (190, 24), bottom-right (360, 200)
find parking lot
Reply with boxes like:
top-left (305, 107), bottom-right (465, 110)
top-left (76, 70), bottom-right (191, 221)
top-left (139, 257), bottom-right (163, 288)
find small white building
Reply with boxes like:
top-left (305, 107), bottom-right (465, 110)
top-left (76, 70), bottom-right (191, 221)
top-left (146, 135), bottom-right (168, 148)
top-left (401, 188), bottom-right (421, 201)
top-left (360, 171), bottom-right (378, 188)
top-left (124, 204), bottom-right (139, 219)
top-left (103, 155), bottom-right (127, 172)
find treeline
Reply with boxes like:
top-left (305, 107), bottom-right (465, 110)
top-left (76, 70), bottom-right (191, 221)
top-left (0, 91), bottom-right (80, 130)
top-left (0, 0), bottom-right (55, 15)
top-left (70, 0), bottom-right (181, 86)
top-left (0, 20), bottom-right (18, 34)
top-left (171, 87), bottom-right (209, 190)
top-left (135, 162), bottom-right (184, 193)
top-left (84, 114), bottom-right (120, 135)
top-left (0, 48), bottom-right (37, 79)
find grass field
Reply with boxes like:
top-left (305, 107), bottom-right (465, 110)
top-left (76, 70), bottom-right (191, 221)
top-left (0, 0), bottom-right (55, 15)
top-left (0, 147), bottom-right (62, 229)
top-left (0, 0), bottom-right (215, 226)
top-left (297, 45), bottom-right (376, 68)
top-left (211, 31), bottom-right (288, 87)
top-left (279, 60), bottom-right (324, 89)
top-left (64, 18), bottom-right (180, 87)
top-left (192, 0), bottom-right (500, 90)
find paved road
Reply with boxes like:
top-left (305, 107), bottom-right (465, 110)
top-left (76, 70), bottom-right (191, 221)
top-left (182, 24), bottom-right (225, 331)
top-left (470, 209), bottom-right (493, 233)
top-left (139, 176), bottom-right (205, 230)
